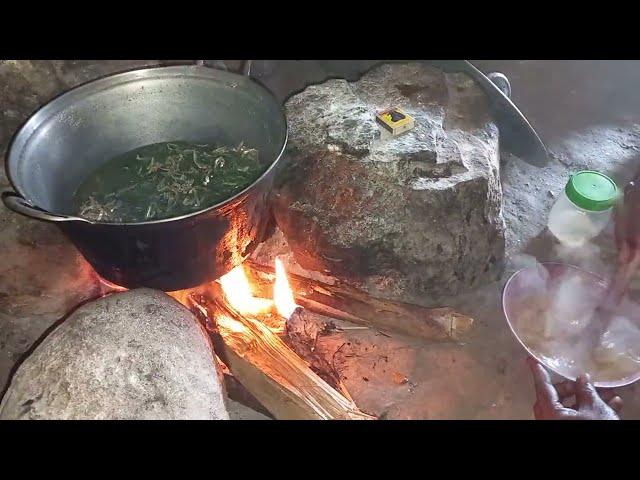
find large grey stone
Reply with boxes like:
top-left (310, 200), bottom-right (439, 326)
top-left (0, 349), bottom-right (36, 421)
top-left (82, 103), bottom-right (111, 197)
top-left (0, 289), bottom-right (229, 420)
top-left (272, 62), bottom-right (505, 304)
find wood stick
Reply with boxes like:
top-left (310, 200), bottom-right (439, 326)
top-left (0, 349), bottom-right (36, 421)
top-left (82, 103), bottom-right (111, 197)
top-left (223, 373), bottom-right (274, 419)
top-left (187, 286), bottom-right (374, 420)
top-left (284, 307), bottom-right (354, 402)
top-left (244, 260), bottom-right (473, 341)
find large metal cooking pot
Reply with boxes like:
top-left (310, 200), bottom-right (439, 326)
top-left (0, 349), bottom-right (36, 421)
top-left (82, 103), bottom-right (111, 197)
top-left (2, 63), bottom-right (288, 291)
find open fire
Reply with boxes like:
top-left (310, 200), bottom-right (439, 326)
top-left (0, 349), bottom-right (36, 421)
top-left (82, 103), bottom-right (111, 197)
top-left (168, 258), bottom-right (374, 420)
top-left (215, 258), bottom-right (298, 333)
top-left (163, 253), bottom-right (476, 419)
top-left (161, 254), bottom-right (476, 419)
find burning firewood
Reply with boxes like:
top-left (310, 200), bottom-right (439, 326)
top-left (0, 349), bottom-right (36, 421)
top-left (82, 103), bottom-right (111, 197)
top-left (186, 285), bottom-right (374, 420)
top-left (283, 307), bottom-right (355, 402)
top-left (173, 254), bottom-right (472, 419)
top-left (244, 260), bottom-right (474, 341)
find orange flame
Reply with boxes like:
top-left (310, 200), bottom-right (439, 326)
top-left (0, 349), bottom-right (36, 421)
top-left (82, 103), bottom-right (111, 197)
top-left (172, 260), bottom-right (298, 335)
top-left (274, 258), bottom-right (299, 319)
top-left (219, 265), bottom-right (273, 315)
top-left (216, 314), bottom-right (248, 334)
top-left (167, 288), bottom-right (191, 305)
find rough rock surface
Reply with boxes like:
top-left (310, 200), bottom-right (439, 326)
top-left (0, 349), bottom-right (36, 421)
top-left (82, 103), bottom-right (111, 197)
top-left (0, 289), bottom-right (229, 420)
top-left (0, 202), bottom-right (106, 383)
top-left (273, 63), bottom-right (505, 304)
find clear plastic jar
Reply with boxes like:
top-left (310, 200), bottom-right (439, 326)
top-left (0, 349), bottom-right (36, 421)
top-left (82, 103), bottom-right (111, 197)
top-left (548, 171), bottom-right (619, 248)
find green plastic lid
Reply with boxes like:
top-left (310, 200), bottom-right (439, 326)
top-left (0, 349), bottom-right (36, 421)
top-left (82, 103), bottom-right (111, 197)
top-left (565, 171), bottom-right (619, 212)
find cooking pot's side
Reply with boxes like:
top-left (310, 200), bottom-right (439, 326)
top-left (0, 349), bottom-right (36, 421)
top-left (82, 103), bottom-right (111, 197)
top-left (60, 173), bottom-right (275, 291)
top-left (3, 64), bottom-right (288, 290)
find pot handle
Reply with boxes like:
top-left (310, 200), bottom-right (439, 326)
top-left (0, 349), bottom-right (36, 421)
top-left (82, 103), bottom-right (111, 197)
top-left (1, 189), bottom-right (90, 223)
top-left (486, 72), bottom-right (512, 99)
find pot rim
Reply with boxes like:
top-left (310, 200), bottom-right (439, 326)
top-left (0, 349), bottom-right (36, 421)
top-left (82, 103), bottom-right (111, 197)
top-left (4, 63), bottom-right (289, 227)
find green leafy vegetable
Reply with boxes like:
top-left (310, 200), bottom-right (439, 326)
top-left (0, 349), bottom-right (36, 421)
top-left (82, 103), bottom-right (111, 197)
top-left (74, 141), bottom-right (264, 223)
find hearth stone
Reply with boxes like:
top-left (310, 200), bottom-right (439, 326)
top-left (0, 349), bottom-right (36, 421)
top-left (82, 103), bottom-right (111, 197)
top-left (0, 289), bottom-right (229, 420)
top-left (273, 62), bottom-right (505, 304)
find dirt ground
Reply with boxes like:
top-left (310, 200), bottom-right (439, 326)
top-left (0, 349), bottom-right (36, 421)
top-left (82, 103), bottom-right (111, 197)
top-left (2, 60), bottom-right (640, 419)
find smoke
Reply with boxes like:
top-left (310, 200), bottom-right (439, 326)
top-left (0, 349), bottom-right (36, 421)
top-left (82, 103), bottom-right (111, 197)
top-left (552, 241), bottom-right (610, 277)
top-left (507, 240), bottom-right (640, 384)
top-left (510, 252), bottom-right (544, 272)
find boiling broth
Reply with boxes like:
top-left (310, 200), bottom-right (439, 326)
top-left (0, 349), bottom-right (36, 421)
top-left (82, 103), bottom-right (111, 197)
top-left (514, 270), bottom-right (640, 384)
top-left (73, 141), bottom-right (264, 223)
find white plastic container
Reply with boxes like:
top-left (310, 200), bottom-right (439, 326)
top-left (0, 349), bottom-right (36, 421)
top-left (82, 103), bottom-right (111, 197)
top-left (548, 171), bottom-right (619, 248)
